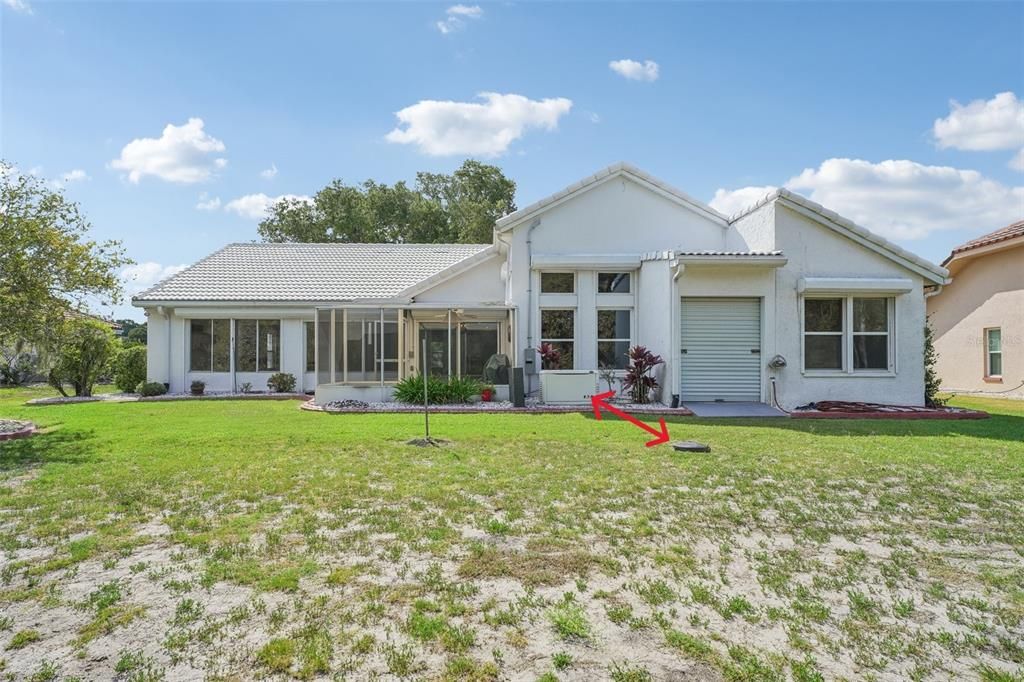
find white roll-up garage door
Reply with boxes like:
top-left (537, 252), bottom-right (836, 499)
top-left (680, 297), bottom-right (762, 402)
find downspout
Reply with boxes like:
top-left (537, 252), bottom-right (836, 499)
top-left (924, 284), bottom-right (944, 298)
top-left (157, 306), bottom-right (171, 391)
top-left (525, 218), bottom-right (541, 393)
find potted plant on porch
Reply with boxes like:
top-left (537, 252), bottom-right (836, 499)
top-left (190, 379), bottom-right (205, 396)
top-left (480, 384), bottom-right (495, 402)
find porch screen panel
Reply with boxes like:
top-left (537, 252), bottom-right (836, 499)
top-left (316, 309), bottom-right (331, 385)
top-left (257, 320), bottom-right (281, 372)
top-left (347, 309), bottom-right (376, 382)
top-left (235, 320), bottom-right (257, 372)
top-left (189, 320), bottom-right (212, 371)
top-left (382, 310), bottom-right (399, 382)
top-left (460, 322), bottom-right (499, 378)
top-left (211, 319), bottom-right (231, 372)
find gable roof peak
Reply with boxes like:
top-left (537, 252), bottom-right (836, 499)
top-left (494, 162), bottom-right (730, 231)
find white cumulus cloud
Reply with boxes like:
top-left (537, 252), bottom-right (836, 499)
top-left (1010, 148), bottom-right (1024, 172)
top-left (710, 158), bottom-right (1024, 240)
top-left (110, 118), bottom-right (227, 184)
top-left (436, 4), bottom-right (482, 34)
top-left (709, 185), bottom-right (778, 217)
top-left (2, 0), bottom-right (32, 14)
top-left (609, 59), bottom-right (659, 82)
top-left (195, 192), bottom-right (221, 211)
top-left (60, 169), bottom-right (89, 183)
top-left (121, 262), bottom-right (188, 295)
top-left (260, 163), bottom-right (278, 180)
top-left (386, 92), bottom-right (572, 156)
top-left (224, 193), bottom-right (312, 220)
top-left (933, 91), bottom-right (1024, 152)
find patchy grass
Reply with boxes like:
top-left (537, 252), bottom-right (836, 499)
top-left (0, 386), bottom-right (1022, 679)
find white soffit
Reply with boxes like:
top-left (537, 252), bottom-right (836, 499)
top-left (531, 254), bottom-right (642, 269)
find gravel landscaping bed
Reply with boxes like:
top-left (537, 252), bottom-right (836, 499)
top-left (0, 418), bottom-right (36, 441)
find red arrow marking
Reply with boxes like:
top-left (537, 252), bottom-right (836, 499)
top-left (590, 390), bottom-right (671, 447)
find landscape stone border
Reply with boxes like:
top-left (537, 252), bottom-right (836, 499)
top-left (0, 421), bottom-right (38, 442)
top-left (25, 393), bottom-right (311, 406)
top-left (301, 401), bottom-right (695, 416)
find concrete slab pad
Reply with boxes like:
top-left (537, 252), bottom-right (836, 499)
top-left (683, 402), bottom-right (788, 418)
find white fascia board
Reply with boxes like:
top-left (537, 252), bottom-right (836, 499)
top-left (797, 277), bottom-right (914, 294)
top-left (531, 253), bottom-right (642, 270)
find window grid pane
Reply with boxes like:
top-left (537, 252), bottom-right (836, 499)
top-left (540, 272), bottom-right (574, 293)
top-left (304, 321), bottom-right (315, 373)
top-left (597, 272), bottom-right (630, 293)
top-left (540, 309), bottom-right (574, 370)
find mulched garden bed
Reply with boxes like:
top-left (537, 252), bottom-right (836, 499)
top-left (303, 399), bottom-right (694, 416)
top-left (0, 419), bottom-right (38, 441)
top-left (791, 401), bottom-right (988, 420)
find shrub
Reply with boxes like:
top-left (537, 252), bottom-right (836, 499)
top-left (190, 380), bottom-right (205, 395)
top-left (46, 318), bottom-right (118, 397)
top-left (111, 345), bottom-right (147, 392)
top-left (0, 340), bottom-right (38, 386)
top-left (240, 381), bottom-right (253, 394)
top-left (136, 381), bottom-right (167, 397)
top-left (394, 373), bottom-right (448, 404)
top-left (924, 318), bottom-right (946, 407)
top-left (443, 375), bottom-right (481, 403)
top-left (622, 345), bottom-right (664, 404)
top-left (266, 372), bottom-right (296, 393)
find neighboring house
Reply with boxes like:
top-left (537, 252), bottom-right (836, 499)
top-left (133, 163), bottom-right (949, 409)
top-left (927, 220), bottom-right (1024, 399)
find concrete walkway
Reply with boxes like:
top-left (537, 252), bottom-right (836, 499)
top-left (683, 402), bottom-right (788, 418)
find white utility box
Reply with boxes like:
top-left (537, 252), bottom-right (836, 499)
top-left (539, 370), bottom-right (598, 404)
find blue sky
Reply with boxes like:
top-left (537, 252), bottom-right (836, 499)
top-left (3, 1), bottom-right (1022, 321)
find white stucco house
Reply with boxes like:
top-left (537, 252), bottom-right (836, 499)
top-left (133, 163), bottom-right (950, 410)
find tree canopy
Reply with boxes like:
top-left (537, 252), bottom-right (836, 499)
top-left (257, 160), bottom-right (516, 245)
top-left (0, 161), bottom-right (130, 347)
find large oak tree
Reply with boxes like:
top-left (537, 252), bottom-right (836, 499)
top-left (0, 161), bottom-right (130, 348)
top-left (257, 160), bottom-right (516, 244)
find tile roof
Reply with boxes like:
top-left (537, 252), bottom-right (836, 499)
top-left (944, 219), bottom-right (1024, 264)
top-left (640, 250), bottom-right (783, 262)
top-left (132, 242), bottom-right (494, 303)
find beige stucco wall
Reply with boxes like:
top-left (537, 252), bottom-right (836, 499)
top-left (927, 244), bottom-right (1024, 399)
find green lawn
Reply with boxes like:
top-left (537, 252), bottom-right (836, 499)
top-left (0, 387), bottom-right (1022, 681)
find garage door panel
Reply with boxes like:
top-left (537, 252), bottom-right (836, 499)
top-left (680, 297), bottom-right (762, 402)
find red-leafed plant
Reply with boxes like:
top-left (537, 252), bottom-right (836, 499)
top-left (537, 342), bottom-right (562, 370)
top-left (622, 345), bottom-right (663, 404)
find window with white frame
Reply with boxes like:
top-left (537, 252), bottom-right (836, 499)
top-left (235, 319), bottom-right (281, 372)
top-left (803, 296), bottom-right (893, 373)
top-left (597, 309), bottom-right (631, 369)
top-left (189, 319), bottom-right (231, 372)
top-left (986, 328), bottom-right (1002, 378)
top-left (540, 309), bottom-right (574, 369)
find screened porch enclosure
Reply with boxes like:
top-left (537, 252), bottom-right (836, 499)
top-left (313, 307), bottom-right (513, 391)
